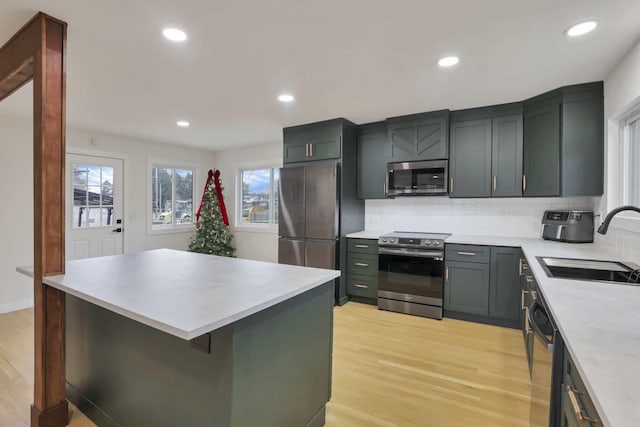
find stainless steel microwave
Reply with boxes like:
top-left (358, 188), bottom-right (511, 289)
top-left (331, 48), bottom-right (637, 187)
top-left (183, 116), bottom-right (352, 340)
top-left (386, 160), bottom-right (448, 196)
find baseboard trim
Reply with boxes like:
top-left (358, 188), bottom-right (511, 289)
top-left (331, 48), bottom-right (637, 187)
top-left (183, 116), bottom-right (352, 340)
top-left (66, 383), bottom-right (122, 427)
top-left (0, 298), bottom-right (33, 314)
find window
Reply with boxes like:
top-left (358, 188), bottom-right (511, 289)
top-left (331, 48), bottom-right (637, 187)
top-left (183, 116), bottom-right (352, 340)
top-left (625, 112), bottom-right (640, 206)
top-left (239, 167), bottom-right (279, 226)
top-left (151, 165), bottom-right (194, 230)
top-left (72, 164), bottom-right (114, 228)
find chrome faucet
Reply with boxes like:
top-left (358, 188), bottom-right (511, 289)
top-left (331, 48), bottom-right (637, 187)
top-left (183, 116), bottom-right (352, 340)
top-left (597, 205), bottom-right (640, 234)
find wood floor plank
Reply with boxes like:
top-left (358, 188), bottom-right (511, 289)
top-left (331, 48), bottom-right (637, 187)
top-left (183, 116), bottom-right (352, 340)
top-left (0, 302), bottom-right (534, 426)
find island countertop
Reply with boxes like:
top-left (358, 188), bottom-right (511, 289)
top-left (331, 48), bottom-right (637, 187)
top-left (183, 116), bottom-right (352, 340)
top-left (20, 249), bottom-right (340, 340)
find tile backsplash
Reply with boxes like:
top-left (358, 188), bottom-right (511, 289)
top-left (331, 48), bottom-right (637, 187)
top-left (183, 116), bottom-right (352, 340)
top-left (594, 226), bottom-right (640, 263)
top-left (365, 196), bottom-right (600, 238)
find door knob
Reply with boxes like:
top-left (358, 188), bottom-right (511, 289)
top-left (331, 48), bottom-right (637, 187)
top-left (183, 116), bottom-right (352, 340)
top-left (112, 228), bottom-right (123, 233)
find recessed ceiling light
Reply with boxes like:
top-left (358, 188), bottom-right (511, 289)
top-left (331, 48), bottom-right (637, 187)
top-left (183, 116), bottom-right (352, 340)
top-left (176, 120), bottom-right (190, 127)
top-left (163, 28), bottom-right (187, 42)
top-left (566, 21), bottom-right (598, 37)
top-left (438, 56), bottom-right (459, 67)
top-left (278, 94), bottom-right (295, 103)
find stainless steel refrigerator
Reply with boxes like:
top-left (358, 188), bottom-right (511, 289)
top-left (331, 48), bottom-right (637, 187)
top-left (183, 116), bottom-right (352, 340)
top-left (278, 164), bottom-right (340, 271)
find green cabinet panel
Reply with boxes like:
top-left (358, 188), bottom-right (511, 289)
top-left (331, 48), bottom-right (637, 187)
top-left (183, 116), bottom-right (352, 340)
top-left (347, 274), bottom-right (378, 299)
top-left (387, 110), bottom-right (449, 162)
top-left (445, 244), bottom-right (491, 263)
top-left (283, 120), bottom-right (342, 163)
top-left (523, 102), bottom-right (561, 196)
top-left (561, 350), bottom-right (601, 427)
top-left (357, 122), bottom-right (388, 199)
top-left (449, 119), bottom-right (493, 198)
top-left (561, 96), bottom-right (604, 196)
top-left (489, 247), bottom-right (521, 321)
top-left (444, 261), bottom-right (490, 315)
top-left (347, 238), bottom-right (378, 255)
top-left (492, 115), bottom-right (523, 197)
top-left (348, 253), bottom-right (378, 276)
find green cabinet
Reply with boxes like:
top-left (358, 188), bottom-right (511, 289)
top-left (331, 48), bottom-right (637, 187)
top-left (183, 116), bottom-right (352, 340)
top-left (492, 115), bottom-right (524, 197)
top-left (489, 247), bottom-right (521, 321)
top-left (357, 122), bottom-right (388, 199)
top-left (387, 110), bottom-right (449, 162)
top-left (346, 238), bottom-right (378, 302)
top-left (519, 256), bottom-right (534, 377)
top-left (445, 244), bottom-right (521, 328)
top-left (561, 349), bottom-right (601, 427)
top-left (444, 260), bottom-right (490, 315)
top-left (523, 82), bottom-right (604, 197)
top-left (449, 105), bottom-right (523, 198)
top-left (523, 102), bottom-right (561, 196)
top-left (283, 119), bottom-right (343, 163)
top-left (449, 119), bottom-right (493, 197)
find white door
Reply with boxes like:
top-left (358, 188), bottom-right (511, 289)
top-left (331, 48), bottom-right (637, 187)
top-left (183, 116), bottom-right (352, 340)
top-left (67, 154), bottom-right (124, 260)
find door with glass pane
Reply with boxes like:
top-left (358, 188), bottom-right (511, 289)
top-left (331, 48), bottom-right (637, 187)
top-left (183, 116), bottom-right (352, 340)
top-left (67, 154), bottom-right (124, 260)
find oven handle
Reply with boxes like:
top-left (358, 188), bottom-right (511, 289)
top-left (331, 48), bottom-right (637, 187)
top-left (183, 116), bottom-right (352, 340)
top-left (527, 300), bottom-right (554, 352)
top-left (378, 247), bottom-right (444, 259)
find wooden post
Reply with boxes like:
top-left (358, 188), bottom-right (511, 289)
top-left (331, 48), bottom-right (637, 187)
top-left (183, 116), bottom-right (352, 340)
top-left (0, 12), bottom-right (68, 427)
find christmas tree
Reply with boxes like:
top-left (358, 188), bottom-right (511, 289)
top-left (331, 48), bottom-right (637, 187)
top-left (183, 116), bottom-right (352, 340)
top-left (189, 169), bottom-right (235, 257)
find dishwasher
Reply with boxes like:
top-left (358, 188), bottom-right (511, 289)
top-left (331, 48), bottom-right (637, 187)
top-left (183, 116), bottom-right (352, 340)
top-left (528, 289), bottom-right (564, 427)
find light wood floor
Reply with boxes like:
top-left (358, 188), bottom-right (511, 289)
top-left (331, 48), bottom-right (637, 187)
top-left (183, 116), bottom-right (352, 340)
top-left (0, 303), bottom-right (532, 427)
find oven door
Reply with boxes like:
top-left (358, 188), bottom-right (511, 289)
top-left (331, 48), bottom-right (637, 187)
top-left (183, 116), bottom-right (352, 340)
top-left (377, 248), bottom-right (444, 306)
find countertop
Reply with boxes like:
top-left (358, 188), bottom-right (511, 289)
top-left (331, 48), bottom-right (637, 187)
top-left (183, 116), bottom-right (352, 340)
top-left (347, 231), bottom-right (640, 427)
top-left (18, 249), bottom-right (340, 341)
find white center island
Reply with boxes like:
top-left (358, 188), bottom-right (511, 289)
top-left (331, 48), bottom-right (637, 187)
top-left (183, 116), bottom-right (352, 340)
top-left (21, 249), bottom-right (340, 427)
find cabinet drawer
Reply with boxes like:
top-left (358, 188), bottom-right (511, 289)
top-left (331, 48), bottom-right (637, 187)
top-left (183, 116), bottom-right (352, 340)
top-left (445, 244), bottom-right (491, 263)
top-left (347, 274), bottom-right (378, 299)
top-left (563, 351), bottom-right (600, 426)
top-left (347, 239), bottom-right (378, 255)
top-left (347, 253), bottom-right (378, 276)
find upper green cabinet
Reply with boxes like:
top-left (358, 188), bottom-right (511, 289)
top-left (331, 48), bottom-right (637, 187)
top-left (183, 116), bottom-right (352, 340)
top-left (387, 110), bottom-right (449, 162)
top-left (283, 119), bottom-right (345, 163)
top-left (357, 122), bottom-right (388, 199)
top-left (492, 115), bottom-right (524, 197)
top-left (449, 119), bottom-right (493, 197)
top-left (449, 105), bottom-right (523, 198)
top-left (523, 102), bottom-right (561, 196)
top-left (523, 82), bottom-right (604, 197)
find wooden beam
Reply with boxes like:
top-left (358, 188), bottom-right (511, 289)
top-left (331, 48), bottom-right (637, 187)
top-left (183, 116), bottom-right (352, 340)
top-left (0, 12), bottom-right (68, 427)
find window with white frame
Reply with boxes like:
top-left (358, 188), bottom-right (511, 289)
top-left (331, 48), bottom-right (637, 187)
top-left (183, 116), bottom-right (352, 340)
top-left (150, 165), bottom-right (195, 230)
top-left (624, 111), bottom-right (640, 206)
top-left (238, 167), bottom-right (279, 226)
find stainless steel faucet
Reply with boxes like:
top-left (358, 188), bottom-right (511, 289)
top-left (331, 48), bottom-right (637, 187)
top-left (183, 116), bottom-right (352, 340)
top-left (597, 205), bottom-right (640, 234)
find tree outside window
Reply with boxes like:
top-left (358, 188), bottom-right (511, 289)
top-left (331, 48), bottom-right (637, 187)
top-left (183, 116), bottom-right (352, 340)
top-left (151, 166), bottom-right (194, 229)
top-left (240, 167), bottom-right (279, 225)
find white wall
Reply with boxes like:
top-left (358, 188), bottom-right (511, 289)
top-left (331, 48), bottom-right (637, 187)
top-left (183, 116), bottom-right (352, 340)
top-left (0, 115), bottom-right (217, 313)
top-left (365, 197), bottom-right (597, 237)
top-left (595, 37), bottom-right (640, 262)
top-left (215, 142), bottom-right (282, 262)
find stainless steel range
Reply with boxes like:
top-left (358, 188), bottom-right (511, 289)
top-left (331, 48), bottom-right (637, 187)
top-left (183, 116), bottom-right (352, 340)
top-left (377, 232), bottom-right (450, 319)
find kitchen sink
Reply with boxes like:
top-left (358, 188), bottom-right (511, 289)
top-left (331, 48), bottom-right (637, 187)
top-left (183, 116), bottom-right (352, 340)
top-left (537, 257), bottom-right (640, 285)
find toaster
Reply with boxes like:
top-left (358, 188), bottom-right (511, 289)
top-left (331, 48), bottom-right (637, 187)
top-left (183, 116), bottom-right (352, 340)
top-left (541, 210), bottom-right (594, 243)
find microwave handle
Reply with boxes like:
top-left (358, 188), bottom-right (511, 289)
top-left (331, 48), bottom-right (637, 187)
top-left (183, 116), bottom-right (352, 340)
top-left (528, 300), bottom-right (554, 352)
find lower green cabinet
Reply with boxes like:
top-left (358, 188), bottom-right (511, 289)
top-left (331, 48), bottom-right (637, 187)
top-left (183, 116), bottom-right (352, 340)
top-left (346, 238), bottom-right (378, 303)
top-left (561, 350), bottom-right (601, 427)
top-left (489, 247), bottom-right (522, 321)
top-left (445, 244), bottom-right (521, 328)
top-left (444, 261), bottom-right (490, 315)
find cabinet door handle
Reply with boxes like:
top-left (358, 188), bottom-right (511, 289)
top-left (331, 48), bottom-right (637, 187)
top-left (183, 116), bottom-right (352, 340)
top-left (493, 176), bottom-right (497, 192)
top-left (355, 244), bottom-right (369, 249)
top-left (521, 289), bottom-right (529, 310)
top-left (522, 175), bottom-right (527, 192)
top-left (355, 284), bottom-right (369, 289)
top-left (524, 307), bottom-right (532, 335)
top-left (354, 262), bottom-right (369, 267)
top-left (445, 266), bottom-right (449, 282)
top-left (566, 386), bottom-right (600, 424)
top-left (518, 258), bottom-right (523, 276)
top-left (457, 251), bottom-right (476, 256)
top-left (450, 177), bottom-right (454, 193)
top-left (310, 143), bottom-right (313, 157)
top-left (305, 143), bottom-right (309, 157)
top-left (530, 290), bottom-right (537, 300)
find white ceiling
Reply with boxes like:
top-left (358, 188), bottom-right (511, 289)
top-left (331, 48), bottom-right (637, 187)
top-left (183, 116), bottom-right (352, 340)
top-left (1, 0), bottom-right (639, 151)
